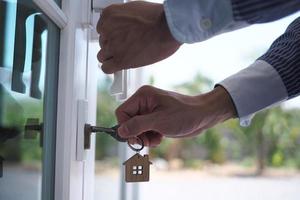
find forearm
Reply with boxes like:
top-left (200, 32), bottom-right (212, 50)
top-left (163, 0), bottom-right (300, 43)
top-left (196, 86), bottom-right (237, 123)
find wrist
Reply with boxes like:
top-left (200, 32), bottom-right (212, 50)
top-left (158, 5), bottom-right (182, 47)
top-left (209, 86), bottom-right (237, 121)
top-left (194, 86), bottom-right (237, 125)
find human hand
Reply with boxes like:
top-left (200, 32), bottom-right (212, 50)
top-left (97, 1), bottom-right (181, 74)
top-left (116, 85), bottom-right (236, 147)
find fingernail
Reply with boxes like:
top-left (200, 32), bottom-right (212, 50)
top-left (128, 138), bottom-right (136, 145)
top-left (118, 125), bottom-right (129, 137)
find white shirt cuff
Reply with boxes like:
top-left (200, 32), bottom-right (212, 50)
top-left (218, 60), bottom-right (288, 126)
top-left (163, 0), bottom-right (247, 43)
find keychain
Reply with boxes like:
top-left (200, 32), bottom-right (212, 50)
top-left (123, 137), bottom-right (152, 182)
top-left (83, 124), bottom-right (152, 182)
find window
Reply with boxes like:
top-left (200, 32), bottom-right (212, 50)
top-left (0, 0), bottom-right (60, 200)
top-left (132, 165), bottom-right (143, 175)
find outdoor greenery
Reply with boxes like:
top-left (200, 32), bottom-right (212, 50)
top-left (1, 73), bottom-right (300, 173)
top-left (96, 73), bottom-right (300, 173)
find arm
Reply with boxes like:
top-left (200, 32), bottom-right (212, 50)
top-left (116, 16), bottom-right (300, 145)
top-left (116, 85), bottom-right (236, 147)
top-left (98, 0), bottom-right (299, 73)
top-left (117, 17), bottom-right (300, 145)
top-left (218, 16), bottom-right (300, 125)
top-left (164, 0), bottom-right (300, 43)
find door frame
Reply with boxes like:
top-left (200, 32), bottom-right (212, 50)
top-left (34, 0), bottom-right (145, 199)
top-left (54, 0), bottom-right (96, 200)
top-left (33, 0), bottom-right (96, 199)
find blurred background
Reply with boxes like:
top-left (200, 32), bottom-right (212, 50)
top-left (94, 10), bottom-right (300, 200)
top-left (1, 0), bottom-right (299, 200)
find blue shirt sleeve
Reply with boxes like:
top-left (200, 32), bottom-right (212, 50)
top-left (163, 0), bottom-right (300, 43)
top-left (163, 0), bottom-right (247, 43)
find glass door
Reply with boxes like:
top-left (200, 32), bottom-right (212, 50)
top-left (0, 0), bottom-right (60, 200)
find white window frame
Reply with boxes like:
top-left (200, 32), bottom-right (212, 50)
top-left (55, 1), bottom-right (95, 200)
top-left (33, 0), bottom-right (95, 200)
top-left (34, 0), bottom-right (146, 200)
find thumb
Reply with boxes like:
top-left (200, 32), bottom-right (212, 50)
top-left (118, 113), bottom-right (157, 138)
top-left (101, 59), bottom-right (120, 74)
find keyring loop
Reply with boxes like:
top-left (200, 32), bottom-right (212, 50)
top-left (127, 136), bottom-right (144, 152)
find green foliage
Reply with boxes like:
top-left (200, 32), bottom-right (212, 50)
top-left (173, 73), bottom-right (225, 164)
top-left (203, 129), bottom-right (225, 164)
top-left (95, 77), bottom-right (119, 160)
top-left (149, 72), bottom-right (300, 169)
top-left (184, 159), bottom-right (203, 169)
top-left (0, 97), bottom-right (43, 162)
top-left (150, 138), bottom-right (173, 158)
top-left (4, 71), bottom-right (300, 172)
top-left (271, 150), bottom-right (284, 167)
top-left (174, 73), bottom-right (213, 94)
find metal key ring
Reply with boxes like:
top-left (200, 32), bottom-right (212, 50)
top-left (127, 136), bottom-right (144, 152)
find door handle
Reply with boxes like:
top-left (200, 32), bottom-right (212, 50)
top-left (91, 0), bottom-right (129, 101)
top-left (24, 118), bottom-right (43, 147)
top-left (110, 69), bottom-right (129, 101)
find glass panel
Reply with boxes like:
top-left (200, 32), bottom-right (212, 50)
top-left (0, 0), bottom-right (60, 200)
top-left (94, 74), bottom-right (121, 200)
top-left (54, 0), bottom-right (61, 7)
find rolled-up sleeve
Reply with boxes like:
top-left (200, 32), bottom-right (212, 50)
top-left (218, 17), bottom-right (300, 126)
top-left (218, 60), bottom-right (288, 125)
top-left (163, 0), bottom-right (247, 43)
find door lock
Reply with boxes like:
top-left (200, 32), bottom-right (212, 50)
top-left (84, 124), bottom-right (126, 149)
top-left (24, 118), bottom-right (43, 147)
top-left (0, 155), bottom-right (3, 178)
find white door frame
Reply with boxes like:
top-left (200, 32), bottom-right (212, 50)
top-left (55, 0), bottom-right (96, 199)
top-left (34, 0), bottom-right (145, 199)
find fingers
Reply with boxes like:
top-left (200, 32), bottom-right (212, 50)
top-left (127, 131), bottom-right (163, 147)
top-left (115, 96), bottom-right (139, 123)
top-left (99, 36), bottom-right (107, 48)
top-left (140, 132), bottom-right (163, 147)
top-left (118, 113), bottom-right (158, 138)
top-left (115, 85), bottom-right (157, 123)
top-left (97, 5), bottom-right (118, 35)
top-left (100, 59), bottom-right (121, 74)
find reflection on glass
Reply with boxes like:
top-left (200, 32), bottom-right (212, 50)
top-left (0, 1), bottom-right (6, 68)
top-left (0, 0), bottom-right (57, 199)
top-left (55, 0), bottom-right (61, 7)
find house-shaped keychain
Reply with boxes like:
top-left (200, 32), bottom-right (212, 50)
top-left (123, 153), bottom-right (152, 182)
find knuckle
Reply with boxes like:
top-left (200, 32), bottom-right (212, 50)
top-left (96, 15), bottom-right (102, 33)
top-left (97, 51), bottom-right (103, 62)
top-left (101, 7), bottom-right (110, 18)
top-left (102, 4), bottom-right (117, 16)
top-left (123, 123), bottom-right (130, 132)
top-left (138, 85), bottom-right (154, 94)
top-left (113, 55), bottom-right (121, 65)
top-left (129, 118), bottom-right (142, 132)
top-left (129, 118), bottom-right (138, 127)
top-left (115, 106), bottom-right (123, 117)
top-left (101, 65), bottom-right (110, 74)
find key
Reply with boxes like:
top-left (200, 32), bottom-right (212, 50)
top-left (84, 124), bottom-right (127, 143)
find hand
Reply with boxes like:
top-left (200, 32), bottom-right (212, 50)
top-left (116, 85), bottom-right (237, 147)
top-left (97, 1), bottom-right (181, 74)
